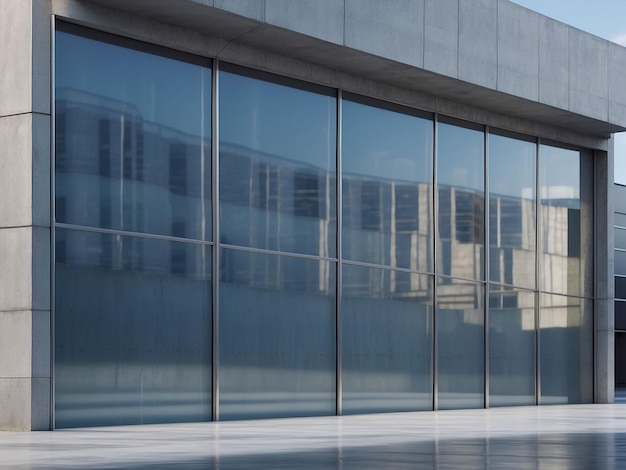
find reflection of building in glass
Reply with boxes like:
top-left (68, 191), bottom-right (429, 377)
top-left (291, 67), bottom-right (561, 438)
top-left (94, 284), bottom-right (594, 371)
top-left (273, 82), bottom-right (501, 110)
top-left (57, 91), bottom-right (584, 308)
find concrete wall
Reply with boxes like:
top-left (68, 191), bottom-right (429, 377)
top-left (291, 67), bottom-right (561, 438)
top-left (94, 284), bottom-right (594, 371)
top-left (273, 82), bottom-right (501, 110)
top-left (0, 0), bottom-right (51, 431)
top-left (595, 143), bottom-right (615, 403)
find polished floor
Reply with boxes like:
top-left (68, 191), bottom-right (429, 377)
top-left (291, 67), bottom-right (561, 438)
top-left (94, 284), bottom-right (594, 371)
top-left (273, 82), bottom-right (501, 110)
top-left (3, 401), bottom-right (626, 469)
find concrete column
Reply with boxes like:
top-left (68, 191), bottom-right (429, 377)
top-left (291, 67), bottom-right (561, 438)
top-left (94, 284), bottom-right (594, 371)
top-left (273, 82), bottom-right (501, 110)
top-left (0, 0), bottom-right (52, 431)
top-left (595, 140), bottom-right (615, 403)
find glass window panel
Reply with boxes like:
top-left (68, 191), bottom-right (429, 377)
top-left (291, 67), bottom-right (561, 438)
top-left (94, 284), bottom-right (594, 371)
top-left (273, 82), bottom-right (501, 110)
top-left (437, 279), bottom-right (484, 409)
top-left (539, 294), bottom-right (593, 404)
top-left (488, 286), bottom-right (535, 407)
top-left (55, 27), bottom-right (212, 240)
top-left (342, 265), bottom-right (433, 414)
top-left (219, 68), bottom-right (336, 257)
top-left (219, 249), bottom-right (335, 419)
top-left (615, 213), bottom-right (626, 229)
top-left (617, 250), bottom-right (626, 277)
top-left (616, 301), bottom-right (626, 330)
top-left (616, 276), bottom-right (626, 300)
top-left (489, 133), bottom-right (536, 289)
top-left (437, 121), bottom-right (485, 280)
top-left (342, 98), bottom-right (433, 270)
top-left (540, 145), bottom-right (593, 297)
top-left (616, 228), bottom-right (626, 250)
top-left (615, 184), bottom-right (626, 214)
top-left (54, 228), bottom-right (212, 428)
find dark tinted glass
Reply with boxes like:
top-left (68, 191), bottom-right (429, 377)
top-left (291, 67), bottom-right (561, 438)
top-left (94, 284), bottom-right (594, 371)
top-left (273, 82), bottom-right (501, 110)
top-left (489, 286), bottom-right (535, 406)
top-left (616, 300), bottom-right (626, 330)
top-left (617, 251), bottom-right (626, 277)
top-left (539, 294), bottom-right (592, 404)
top-left (616, 276), bottom-right (626, 300)
top-left (219, 249), bottom-right (336, 419)
top-left (342, 264), bottom-right (433, 413)
top-left (55, 229), bottom-right (212, 428)
top-left (437, 279), bottom-right (484, 409)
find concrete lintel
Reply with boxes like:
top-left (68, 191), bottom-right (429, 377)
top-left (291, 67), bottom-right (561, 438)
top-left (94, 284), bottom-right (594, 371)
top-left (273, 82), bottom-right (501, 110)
top-left (76, 0), bottom-right (626, 137)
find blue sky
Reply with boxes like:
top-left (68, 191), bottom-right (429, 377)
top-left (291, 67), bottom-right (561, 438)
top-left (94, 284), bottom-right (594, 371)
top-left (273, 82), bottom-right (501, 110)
top-left (512, 0), bottom-right (626, 45)
top-left (513, 0), bottom-right (626, 183)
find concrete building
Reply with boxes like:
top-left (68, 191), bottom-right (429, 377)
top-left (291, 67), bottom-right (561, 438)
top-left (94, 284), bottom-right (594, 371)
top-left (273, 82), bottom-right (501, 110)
top-left (0, 0), bottom-right (620, 430)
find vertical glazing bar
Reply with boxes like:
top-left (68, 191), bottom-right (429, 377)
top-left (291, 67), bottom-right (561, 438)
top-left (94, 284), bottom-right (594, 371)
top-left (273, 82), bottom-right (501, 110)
top-left (484, 128), bottom-right (490, 409)
top-left (432, 115), bottom-right (439, 411)
top-left (535, 138), bottom-right (541, 406)
top-left (336, 90), bottom-right (343, 416)
top-left (50, 15), bottom-right (57, 431)
top-left (211, 59), bottom-right (220, 421)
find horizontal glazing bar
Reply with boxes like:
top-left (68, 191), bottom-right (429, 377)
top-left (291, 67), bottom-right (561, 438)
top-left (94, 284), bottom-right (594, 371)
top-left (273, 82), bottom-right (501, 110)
top-left (56, 223), bottom-right (215, 246)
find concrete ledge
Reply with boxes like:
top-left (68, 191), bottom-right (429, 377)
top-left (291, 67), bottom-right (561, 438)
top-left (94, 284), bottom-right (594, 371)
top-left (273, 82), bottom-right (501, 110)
top-left (77, 0), bottom-right (626, 136)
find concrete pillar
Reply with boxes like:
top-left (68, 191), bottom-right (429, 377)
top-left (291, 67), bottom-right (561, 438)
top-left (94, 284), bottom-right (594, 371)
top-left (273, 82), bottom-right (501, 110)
top-left (0, 0), bottom-right (52, 431)
top-left (595, 140), bottom-right (615, 403)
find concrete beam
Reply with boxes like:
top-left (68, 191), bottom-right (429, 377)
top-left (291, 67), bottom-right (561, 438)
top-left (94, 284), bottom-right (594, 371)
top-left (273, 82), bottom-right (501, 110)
top-left (78, 0), bottom-right (626, 137)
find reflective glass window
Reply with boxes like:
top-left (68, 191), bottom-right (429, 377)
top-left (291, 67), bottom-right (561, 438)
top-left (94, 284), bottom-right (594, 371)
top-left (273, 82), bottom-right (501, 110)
top-left (616, 184), bottom-right (626, 214)
top-left (437, 121), bottom-right (485, 280)
top-left (488, 286), bottom-right (535, 406)
top-left (540, 145), bottom-right (593, 297)
top-left (55, 229), bottom-right (212, 428)
top-left (616, 301), bottom-right (626, 331)
top-left (342, 97), bottom-right (433, 271)
top-left (616, 213), bottom-right (626, 229)
top-left (489, 133), bottom-right (536, 289)
top-left (437, 279), bottom-right (484, 409)
top-left (616, 276), bottom-right (626, 300)
top-left (539, 294), bottom-right (593, 404)
top-left (615, 228), bottom-right (626, 250)
top-left (55, 26), bottom-right (212, 240)
top-left (617, 251), bottom-right (626, 277)
top-left (219, 67), bottom-right (336, 257)
top-left (219, 249), bottom-right (336, 419)
top-left (342, 265), bottom-right (433, 413)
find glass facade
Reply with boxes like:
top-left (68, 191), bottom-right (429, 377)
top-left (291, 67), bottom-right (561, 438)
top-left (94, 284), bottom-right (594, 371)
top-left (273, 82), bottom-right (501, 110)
top-left (54, 23), bottom-right (596, 428)
top-left (219, 249), bottom-right (336, 420)
top-left (342, 265), bottom-right (433, 414)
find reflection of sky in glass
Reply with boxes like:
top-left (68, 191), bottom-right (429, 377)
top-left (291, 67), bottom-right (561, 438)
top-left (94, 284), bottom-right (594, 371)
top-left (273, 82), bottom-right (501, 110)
top-left (438, 123), bottom-right (484, 192)
top-left (55, 31), bottom-right (211, 138)
top-left (540, 144), bottom-right (580, 203)
top-left (219, 72), bottom-right (336, 170)
top-left (489, 134), bottom-right (535, 199)
top-left (342, 100), bottom-right (431, 183)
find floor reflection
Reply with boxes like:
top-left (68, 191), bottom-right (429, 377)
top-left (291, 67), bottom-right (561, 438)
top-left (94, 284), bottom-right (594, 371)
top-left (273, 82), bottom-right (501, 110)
top-left (3, 405), bottom-right (626, 469)
top-left (72, 433), bottom-right (623, 470)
